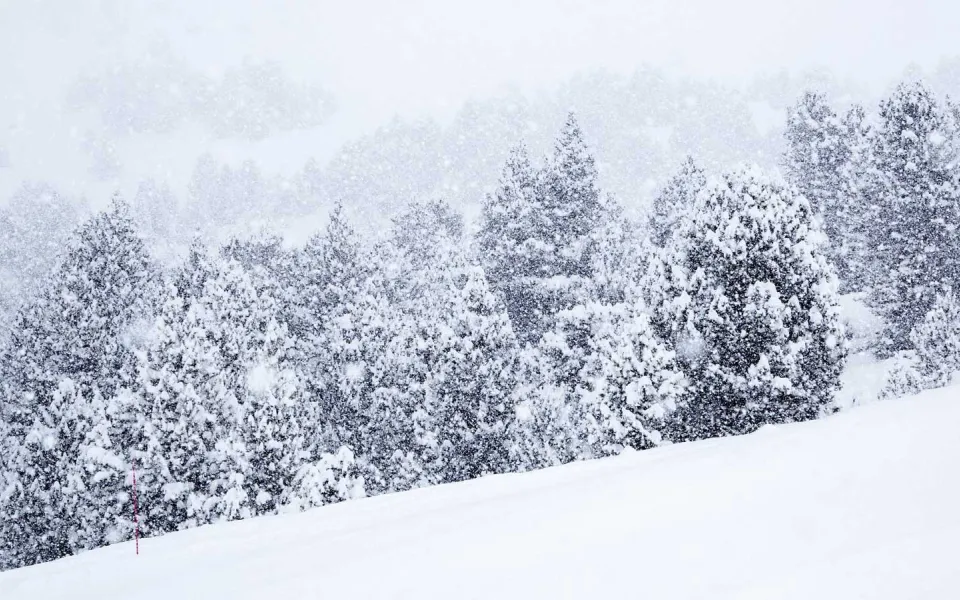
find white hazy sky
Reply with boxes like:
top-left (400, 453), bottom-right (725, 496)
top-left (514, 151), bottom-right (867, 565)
top-left (0, 0), bottom-right (958, 200)
top-left (4, 0), bottom-right (956, 114)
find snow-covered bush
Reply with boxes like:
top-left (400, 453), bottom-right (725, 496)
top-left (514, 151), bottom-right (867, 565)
top-left (878, 353), bottom-right (926, 401)
top-left (287, 447), bottom-right (370, 511)
top-left (880, 289), bottom-right (960, 399)
top-left (910, 289), bottom-right (960, 387)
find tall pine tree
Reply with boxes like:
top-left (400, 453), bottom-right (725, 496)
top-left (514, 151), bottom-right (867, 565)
top-left (478, 113), bottom-right (604, 342)
top-left (783, 91), bottom-right (868, 288)
top-left (865, 81), bottom-right (960, 353)
top-left (0, 199), bottom-right (156, 569)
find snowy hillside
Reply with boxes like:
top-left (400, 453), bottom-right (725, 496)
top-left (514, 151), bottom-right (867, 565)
top-left (3, 386), bottom-right (958, 600)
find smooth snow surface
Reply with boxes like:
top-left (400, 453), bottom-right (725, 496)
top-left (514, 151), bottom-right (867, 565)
top-left (3, 387), bottom-right (959, 599)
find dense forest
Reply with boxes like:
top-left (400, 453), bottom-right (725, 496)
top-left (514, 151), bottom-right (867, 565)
top-left (2, 79), bottom-right (960, 570)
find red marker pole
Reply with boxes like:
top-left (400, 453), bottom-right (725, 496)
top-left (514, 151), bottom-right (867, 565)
top-left (132, 459), bottom-right (140, 556)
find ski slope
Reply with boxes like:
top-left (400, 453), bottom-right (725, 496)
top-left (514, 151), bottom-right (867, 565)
top-left (2, 387), bottom-right (959, 599)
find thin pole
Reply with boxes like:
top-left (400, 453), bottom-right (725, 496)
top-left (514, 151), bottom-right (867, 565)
top-left (132, 460), bottom-right (139, 556)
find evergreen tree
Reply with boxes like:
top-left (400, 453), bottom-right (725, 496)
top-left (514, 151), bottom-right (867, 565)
top-left (0, 199), bottom-right (156, 568)
top-left (574, 301), bottom-right (685, 456)
top-left (865, 82), bottom-right (960, 353)
top-left (650, 166), bottom-right (847, 441)
top-left (138, 245), bottom-right (305, 532)
top-left (536, 113), bottom-right (603, 322)
top-left (427, 264), bottom-right (521, 483)
top-left (292, 204), bottom-right (388, 462)
top-left (528, 297), bottom-right (684, 463)
top-left (357, 203), bottom-right (464, 491)
top-left (648, 156), bottom-right (706, 248)
top-left (783, 92), bottom-right (869, 288)
top-left (478, 114), bottom-right (604, 342)
top-left (357, 201), bottom-right (524, 489)
top-left (909, 289), bottom-right (960, 387)
top-left (588, 195), bottom-right (646, 306)
top-left (508, 349), bottom-right (572, 470)
top-left (838, 103), bottom-right (873, 289)
top-left (477, 144), bottom-right (543, 340)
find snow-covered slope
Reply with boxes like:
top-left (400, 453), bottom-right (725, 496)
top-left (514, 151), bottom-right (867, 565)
top-left (3, 387), bottom-right (959, 599)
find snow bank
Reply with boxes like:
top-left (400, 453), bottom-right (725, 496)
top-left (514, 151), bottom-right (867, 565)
top-left (2, 386), bottom-right (959, 599)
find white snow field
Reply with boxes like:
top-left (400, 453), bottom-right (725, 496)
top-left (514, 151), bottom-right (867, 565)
top-left (3, 387), bottom-right (959, 599)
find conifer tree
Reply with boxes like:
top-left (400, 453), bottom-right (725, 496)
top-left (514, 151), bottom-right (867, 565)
top-left (477, 144), bottom-right (543, 340)
top-left (357, 202), bottom-right (464, 491)
top-left (865, 82), bottom-right (960, 352)
top-left (909, 289), bottom-right (960, 387)
top-left (138, 245), bottom-right (305, 531)
top-left (648, 156), bottom-right (706, 248)
top-left (588, 195), bottom-right (646, 306)
top-left (478, 114), bottom-right (604, 342)
top-left (292, 204), bottom-right (388, 460)
top-left (650, 166), bottom-right (847, 441)
top-left (783, 92), bottom-right (869, 288)
top-left (427, 264), bottom-right (521, 483)
top-left (0, 199), bottom-right (156, 568)
top-left (536, 113), bottom-right (603, 318)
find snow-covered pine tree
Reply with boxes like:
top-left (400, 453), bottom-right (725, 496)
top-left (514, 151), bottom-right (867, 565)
top-left (653, 166), bottom-right (847, 441)
top-left (356, 202), bottom-right (466, 492)
top-left (44, 379), bottom-right (128, 554)
top-left (355, 199), bottom-right (525, 489)
top-left (528, 293), bottom-right (685, 463)
top-left (138, 244), bottom-right (305, 532)
top-left (865, 81), bottom-right (960, 353)
top-left (0, 198), bottom-right (156, 568)
top-left (513, 185), bottom-right (680, 466)
top-left (427, 263), bottom-right (521, 484)
top-left (0, 379), bottom-right (92, 569)
top-left (481, 124), bottom-right (658, 466)
top-left (573, 301), bottom-right (685, 456)
top-left (647, 156), bottom-right (706, 248)
top-left (1, 198), bottom-right (157, 407)
top-left (137, 243), bottom-right (228, 533)
top-left (837, 102), bottom-right (872, 290)
top-left (478, 114), bottom-right (604, 342)
top-left (783, 91), bottom-right (866, 286)
top-left (589, 194), bottom-right (647, 306)
top-left (535, 113), bottom-right (604, 327)
top-left (908, 288), bottom-right (960, 387)
top-left (477, 143), bottom-right (544, 340)
top-left (383, 198), bottom-right (465, 304)
top-left (290, 204), bottom-right (388, 470)
top-left (508, 347), bottom-right (573, 470)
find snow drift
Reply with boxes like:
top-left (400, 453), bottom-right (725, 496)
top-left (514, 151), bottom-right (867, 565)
top-left (2, 386), bottom-right (958, 599)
